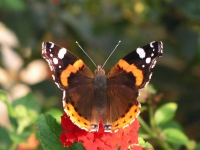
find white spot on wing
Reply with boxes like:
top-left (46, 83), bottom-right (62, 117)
top-left (151, 53), bottom-right (154, 57)
top-left (136, 48), bottom-right (146, 58)
top-left (58, 48), bottom-right (67, 59)
top-left (42, 42), bottom-right (45, 49)
top-left (49, 42), bottom-right (55, 48)
top-left (146, 57), bottom-right (151, 64)
top-left (46, 59), bottom-right (50, 65)
top-left (52, 75), bottom-right (55, 80)
top-left (160, 41), bottom-right (163, 49)
top-left (49, 65), bottom-right (53, 71)
top-left (122, 124), bottom-right (129, 129)
top-left (142, 65), bottom-right (145, 68)
top-left (50, 54), bottom-right (53, 57)
top-left (136, 110), bottom-right (140, 118)
top-left (150, 41), bottom-right (155, 48)
top-left (53, 58), bottom-right (58, 64)
top-left (46, 59), bottom-right (53, 71)
top-left (139, 103), bottom-right (141, 108)
top-left (151, 60), bottom-right (157, 68)
top-left (144, 81), bottom-right (150, 88)
top-left (82, 127), bottom-right (91, 132)
top-left (143, 73), bottom-right (152, 87)
top-left (62, 90), bottom-right (66, 100)
top-left (42, 48), bottom-right (46, 55)
top-left (130, 119), bottom-right (136, 125)
top-left (75, 123), bottom-right (81, 128)
top-left (149, 72), bottom-right (153, 79)
top-left (55, 82), bottom-right (61, 89)
top-left (62, 99), bottom-right (66, 107)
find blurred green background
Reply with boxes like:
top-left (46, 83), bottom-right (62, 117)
top-left (0, 0), bottom-right (200, 149)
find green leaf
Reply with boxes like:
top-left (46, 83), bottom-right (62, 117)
top-left (0, 91), bottom-right (7, 102)
top-left (69, 142), bottom-right (86, 150)
top-left (46, 108), bottom-right (63, 123)
top-left (138, 137), bottom-right (154, 150)
top-left (195, 142), bottom-right (200, 150)
top-left (0, 0), bottom-right (25, 11)
top-left (12, 93), bottom-right (40, 133)
top-left (0, 126), bottom-right (12, 150)
top-left (12, 93), bottom-right (40, 114)
top-left (37, 114), bottom-right (68, 150)
top-left (138, 137), bottom-right (146, 145)
top-left (0, 91), bottom-right (16, 118)
top-left (163, 128), bottom-right (190, 147)
top-left (160, 120), bottom-right (183, 131)
top-left (154, 102), bottom-right (177, 125)
top-left (9, 131), bottom-right (30, 145)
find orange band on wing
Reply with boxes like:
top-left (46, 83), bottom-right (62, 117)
top-left (60, 59), bottom-right (84, 86)
top-left (118, 59), bottom-right (143, 86)
top-left (64, 103), bottom-right (92, 131)
top-left (111, 103), bottom-right (140, 132)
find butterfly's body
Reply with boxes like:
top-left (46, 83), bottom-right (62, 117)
top-left (93, 66), bottom-right (107, 117)
top-left (42, 41), bottom-right (163, 132)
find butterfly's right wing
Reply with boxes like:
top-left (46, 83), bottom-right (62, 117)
top-left (104, 41), bottom-right (163, 132)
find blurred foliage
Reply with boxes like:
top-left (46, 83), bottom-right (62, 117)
top-left (0, 0), bottom-right (200, 149)
top-left (138, 86), bottom-right (196, 149)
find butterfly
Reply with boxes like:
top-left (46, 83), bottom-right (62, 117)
top-left (42, 41), bottom-right (163, 132)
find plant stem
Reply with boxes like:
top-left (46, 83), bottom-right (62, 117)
top-left (138, 116), bottom-right (172, 150)
top-left (148, 99), bottom-right (156, 131)
top-left (138, 116), bottom-right (155, 138)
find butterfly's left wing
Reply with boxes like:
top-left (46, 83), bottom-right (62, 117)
top-left (104, 41), bottom-right (163, 132)
top-left (42, 42), bottom-right (101, 132)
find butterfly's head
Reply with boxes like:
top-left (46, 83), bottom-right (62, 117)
top-left (94, 65), bottom-right (105, 75)
top-left (94, 65), bottom-right (106, 90)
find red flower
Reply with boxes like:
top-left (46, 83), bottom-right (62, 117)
top-left (60, 114), bottom-right (142, 150)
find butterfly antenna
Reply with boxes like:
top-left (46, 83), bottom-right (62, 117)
top-left (76, 41), bottom-right (97, 68)
top-left (102, 41), bottom-right (121, 68)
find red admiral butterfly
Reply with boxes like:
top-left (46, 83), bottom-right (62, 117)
top-left (42, 41), bottom-right (163, 132)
